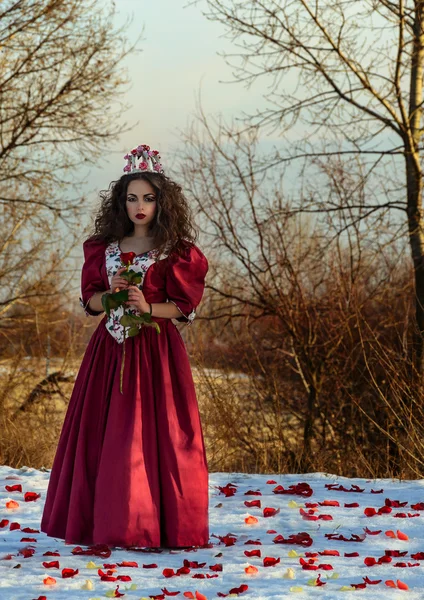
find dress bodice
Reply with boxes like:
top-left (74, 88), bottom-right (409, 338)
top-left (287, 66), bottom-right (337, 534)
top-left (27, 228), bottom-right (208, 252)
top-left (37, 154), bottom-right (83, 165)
top-left (104, 240), bottom-right (170, 344)
top-left (79, 237), bottom-right (208, 344)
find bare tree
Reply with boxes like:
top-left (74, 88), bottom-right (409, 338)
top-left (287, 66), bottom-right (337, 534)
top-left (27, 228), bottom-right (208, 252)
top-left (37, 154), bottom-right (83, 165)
top-left (0, 0), bottom-right (140, 337)
top-left (178, 111), bottom-right (418, 471)
top-left (191, 0), bottom-right (424, 371)
top-left (0, 0), bottom-right (145, 464)
top-left (1, 0), bottom-right (138, 208)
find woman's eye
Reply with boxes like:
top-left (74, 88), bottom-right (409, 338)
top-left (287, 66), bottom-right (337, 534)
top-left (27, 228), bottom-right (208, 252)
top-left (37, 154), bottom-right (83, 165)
top-left (127, 197), bottom-right (155, 202)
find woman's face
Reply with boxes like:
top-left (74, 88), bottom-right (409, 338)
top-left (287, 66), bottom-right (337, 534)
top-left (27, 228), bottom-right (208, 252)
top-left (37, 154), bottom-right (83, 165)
top-left (125, 178), bottom-right (157, 229)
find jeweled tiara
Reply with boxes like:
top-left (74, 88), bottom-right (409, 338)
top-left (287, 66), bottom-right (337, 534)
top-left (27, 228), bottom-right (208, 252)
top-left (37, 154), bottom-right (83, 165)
top-left (123, 144), bottom-right (164, 175)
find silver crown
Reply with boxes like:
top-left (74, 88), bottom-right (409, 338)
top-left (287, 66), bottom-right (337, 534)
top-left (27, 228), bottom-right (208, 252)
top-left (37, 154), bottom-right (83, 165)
top-left (123, 144), bottom-right (164, 175)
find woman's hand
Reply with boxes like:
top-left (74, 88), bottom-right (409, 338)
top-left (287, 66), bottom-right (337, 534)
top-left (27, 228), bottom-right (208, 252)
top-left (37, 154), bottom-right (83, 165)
top-left (125, 285), bottom-right (150, 314)
top-left (111, 267), bottom-right (130, 292)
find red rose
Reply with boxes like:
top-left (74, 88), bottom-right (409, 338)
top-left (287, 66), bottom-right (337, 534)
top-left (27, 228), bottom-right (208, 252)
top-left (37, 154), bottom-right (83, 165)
top-left (120, 252), bottom-right (136, 265)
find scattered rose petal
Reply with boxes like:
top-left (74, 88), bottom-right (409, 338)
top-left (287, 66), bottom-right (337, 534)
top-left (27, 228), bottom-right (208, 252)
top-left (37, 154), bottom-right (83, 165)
top-left (263, 556), bottom-right (280, 567)
top-left (385, 498), bottom-right (407, 507)
top-left (273, 532), bottom-right (313, 546)
top-left (245, 515), bottom-right (259, 524)
top-left (24, 492), bottom-right (40, 502)
top-left (245, 500), bottom-right (261, 508)
top-left (245, 565), bottom-right (258, 574)
top-left (273, 483), bottom-right (313, 497)
top-left (5, 485), bottom-right (22, 493)
top-left (364, 527), bottom-right (382, 535)
top-left (325, 484), bottom-right (364, 492)
top-left (283, 567), bottom-right (296, 579)
top-left (363, 576), bottom-right (382, 584)
top-left (263, 507), bottom-right (280, 517)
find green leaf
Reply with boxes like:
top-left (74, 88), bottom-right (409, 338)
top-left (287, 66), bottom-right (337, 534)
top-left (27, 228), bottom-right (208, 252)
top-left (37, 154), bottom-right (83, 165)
top-left (111, 290), bottom-right (129, 303)
top-left (144, 321), bottom-right (161, 334)
top-left (121, 270), bottom-right (142, 285)
top-left (127, 314), bottom-right (148, 324)
top-left (102, 293), bottom-right (111, 317)
top-left (120, 314), bottom-right (137, 327)
top-left (127, 326), bottom-right (140, 337)
top-left (103, 290), bottom-right (129, 316)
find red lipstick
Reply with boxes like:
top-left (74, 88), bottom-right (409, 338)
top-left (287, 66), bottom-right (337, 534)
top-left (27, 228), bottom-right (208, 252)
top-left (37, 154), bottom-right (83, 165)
top-left (136, 214), bottom-right (146, 219)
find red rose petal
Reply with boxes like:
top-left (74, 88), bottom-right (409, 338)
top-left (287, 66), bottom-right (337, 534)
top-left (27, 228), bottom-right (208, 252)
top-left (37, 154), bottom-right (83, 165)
top-left (364, 527), bottom-right (382, 535)
top-left (62, 568), bottom-right (78, 578)
top-left (363, 576), bottom-right (382, 584)
top-left (263, 507), bottom-right (280, 517)
top-left (263, 556), bottom-right (280, 567)
top-left (5, 485), bottom-right (22, 493)
top-left (24, 492), bottom-right (40, 502)
top-left (364, 507), bottom-right (377, 517)
top-left (397, 580), bottom-right (409, 590)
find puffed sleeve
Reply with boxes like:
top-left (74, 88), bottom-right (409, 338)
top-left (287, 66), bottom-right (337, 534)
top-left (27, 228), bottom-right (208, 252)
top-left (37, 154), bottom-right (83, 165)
top-left (165, 242), bottom-right (209, 325)
top-left (78, 238), bottom-right (107, 317)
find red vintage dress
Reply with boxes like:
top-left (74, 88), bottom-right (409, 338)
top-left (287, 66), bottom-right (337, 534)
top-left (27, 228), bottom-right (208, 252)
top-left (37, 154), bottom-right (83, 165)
top-left (40, 237), bottom-right (210, 548)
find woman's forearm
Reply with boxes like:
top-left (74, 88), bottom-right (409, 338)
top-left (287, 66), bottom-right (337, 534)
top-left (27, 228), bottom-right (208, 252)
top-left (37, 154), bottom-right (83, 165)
top-left (151, 301), bottom-right (184, 319)
top-left (88, 292), bottom-right (183, 320)
top-left (88, 290), bottom-right (111, 312)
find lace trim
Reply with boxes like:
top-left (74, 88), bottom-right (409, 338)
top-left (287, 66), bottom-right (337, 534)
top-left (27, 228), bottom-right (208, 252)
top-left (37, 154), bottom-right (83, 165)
top-left (79, 295), bottom-right (102, 317)
top-left (167, 299), bottom-right (196, 326)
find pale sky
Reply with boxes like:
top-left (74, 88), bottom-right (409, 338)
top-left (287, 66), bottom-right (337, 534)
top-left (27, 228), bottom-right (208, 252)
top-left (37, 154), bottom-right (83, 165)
top-left (81, 0), bottom-right (267, 202)
top-left (74, 0), bottom-right (401, 238)
top-left (70, 1), bottom-right (404, 295)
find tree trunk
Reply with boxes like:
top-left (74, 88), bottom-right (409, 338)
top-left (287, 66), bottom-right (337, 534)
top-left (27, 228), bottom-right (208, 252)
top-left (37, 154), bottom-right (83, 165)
top-left (407, 182), bottom-right (424, 374)
top-left (406, 2), bottom-right (424, 374)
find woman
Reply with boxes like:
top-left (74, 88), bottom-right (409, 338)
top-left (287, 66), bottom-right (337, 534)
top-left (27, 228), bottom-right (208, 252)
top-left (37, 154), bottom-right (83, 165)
top-left (40, 144), bottom-right (210, 550)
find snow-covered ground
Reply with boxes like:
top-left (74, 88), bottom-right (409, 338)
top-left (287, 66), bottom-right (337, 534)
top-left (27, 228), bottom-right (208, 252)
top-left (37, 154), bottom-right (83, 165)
top-left (1, 467), bottom-right (424, 599)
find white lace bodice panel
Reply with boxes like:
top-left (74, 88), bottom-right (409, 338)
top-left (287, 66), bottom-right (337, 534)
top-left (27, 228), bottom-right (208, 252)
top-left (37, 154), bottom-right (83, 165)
top-left (105, 240), bottom-right (169, 344)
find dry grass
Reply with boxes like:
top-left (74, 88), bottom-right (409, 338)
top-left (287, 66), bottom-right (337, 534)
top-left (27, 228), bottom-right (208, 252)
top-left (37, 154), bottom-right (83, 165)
top-left (0, 356), bottom-right (79, 469)
top-left (0, 351), bottom-right (298, 474)
top-left (2, 321), bottom-right (424, 480)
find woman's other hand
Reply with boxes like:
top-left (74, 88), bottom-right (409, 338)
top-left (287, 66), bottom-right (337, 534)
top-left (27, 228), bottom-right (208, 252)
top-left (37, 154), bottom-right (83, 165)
top-left (110, 267), bottom-right (129, 293)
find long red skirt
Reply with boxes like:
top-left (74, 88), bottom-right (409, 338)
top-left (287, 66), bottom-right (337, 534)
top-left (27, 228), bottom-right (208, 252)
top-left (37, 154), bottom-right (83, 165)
top-left (40, 316), bottom-right (209, 548)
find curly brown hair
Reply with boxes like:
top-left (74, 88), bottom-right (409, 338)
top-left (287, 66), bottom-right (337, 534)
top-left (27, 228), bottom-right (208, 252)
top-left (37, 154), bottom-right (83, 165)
top-left (86, 172), bottom-right (199, 256)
